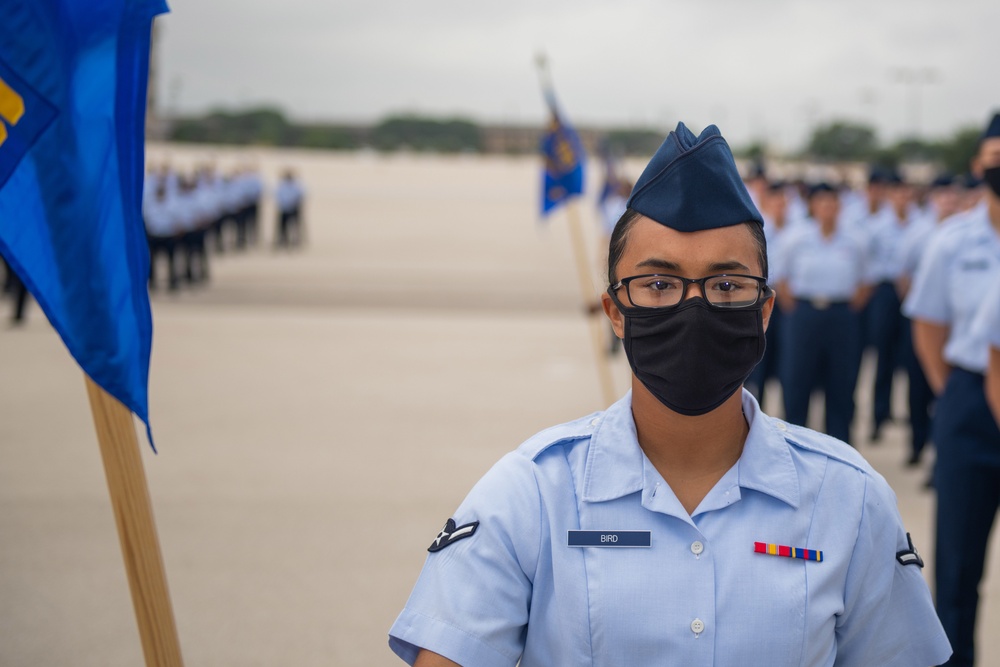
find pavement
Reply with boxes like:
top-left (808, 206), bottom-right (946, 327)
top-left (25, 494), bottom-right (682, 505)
top-left (1, 146), bottom-right (997, 666)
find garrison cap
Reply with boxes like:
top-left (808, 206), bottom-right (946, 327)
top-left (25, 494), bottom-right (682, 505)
top-left (962, 174), bottom-right (982, 189)
top-left (868, 167), bottom-right (888, 185)
top-left (807, 182), bottom-right (837, 199)
top-left (626, 123), bottom-right (763, 232)
top-left (748, 161), bottom-right (767, 179)
top-left (930, 173), bottom-right (955, 189)
top-left (884, 169), bottom-right (905, 186)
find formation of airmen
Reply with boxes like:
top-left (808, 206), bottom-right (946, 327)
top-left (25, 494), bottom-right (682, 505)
top-left (741, 164), bottom-right (984, 454)
top-left (601, 155), bottom-right (986, 462)
top-left (141, 163), bottom-right (305, 291)
top-left (2, 163), bottom-right (307, 323)
top-left (739, 113), bottom-right (1000, 667)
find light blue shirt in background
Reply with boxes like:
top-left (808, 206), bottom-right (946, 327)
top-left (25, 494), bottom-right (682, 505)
top-left (903, 204), bottom-right (1000, 373)
top-left (775, 222), bottom-right (869, 300)
top-left (897, 215), bottom-right (937, 280)
top-left (389, 391), bottom-right (951, 667)
top-left (761, 212), bottom-right (791, 286)
top-left (276, 179), bottom-right (305, 213)
top-left (971, 273), bottom-right (1000, 351)
top-left (867, 209), bottom-right (919, 282)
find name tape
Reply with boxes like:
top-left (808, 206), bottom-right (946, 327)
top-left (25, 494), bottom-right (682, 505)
top-left (568, 530), bottom-right (651, 548)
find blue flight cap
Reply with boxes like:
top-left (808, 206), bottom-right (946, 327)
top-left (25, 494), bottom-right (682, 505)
top-left (867, 167), bottom-right (888, 185)
top-left (748, 161), bottom-right (767, 180)
top-left (982, 112), bottom-right (1000, 141)
top-left (930, 173), bottom-right (955, 189)
top-left (627, 123), bottom-right (763, 232)
top-left (885, 170), bottom-right (905, 186)
top-left (962, 173), bottom-right (983, 189)
top-left (807, 182), bottom-right (837, 199)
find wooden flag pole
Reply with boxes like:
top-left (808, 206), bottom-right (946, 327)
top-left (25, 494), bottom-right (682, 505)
top-left (564, 202), bottom-right (618, 406)
top-left (84, 375), bottom-right (184, 667)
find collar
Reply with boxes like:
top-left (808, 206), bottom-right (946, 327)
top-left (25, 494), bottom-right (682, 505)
top-left (581, 392), bottom-right (645, 502)
top-left (735, 390), bottom-right (800, 508)
top-left (581, 390), bottom-right (799, 509)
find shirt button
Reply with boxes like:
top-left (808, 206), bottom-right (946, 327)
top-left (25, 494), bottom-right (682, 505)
top-left (690, 541), bottom-right (704, 555)
top-left (690, 618), bottom-right (705, 634)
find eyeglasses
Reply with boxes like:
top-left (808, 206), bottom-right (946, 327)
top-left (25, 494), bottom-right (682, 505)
top-left (609, 274), bottom-right (770, 310)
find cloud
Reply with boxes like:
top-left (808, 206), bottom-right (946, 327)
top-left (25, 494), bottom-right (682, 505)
top-left (156, 0), bottom-right (996, 147)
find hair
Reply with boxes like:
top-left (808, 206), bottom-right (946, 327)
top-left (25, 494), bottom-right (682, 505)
top-left (606, 208), bottom-right (643, 286)
top-left (606, 208), bottom-right (769, 285)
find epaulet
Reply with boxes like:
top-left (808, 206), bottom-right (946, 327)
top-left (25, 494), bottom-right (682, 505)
top-left (771, 417), bottom-right (875, 476)
top-left (515, 411), bottom-right (601, 461)
top-left (935, 211), bottom-right (979, 240)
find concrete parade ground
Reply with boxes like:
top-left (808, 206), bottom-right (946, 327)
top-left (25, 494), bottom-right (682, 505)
top-left (1, 146), bottom-right (998, 666)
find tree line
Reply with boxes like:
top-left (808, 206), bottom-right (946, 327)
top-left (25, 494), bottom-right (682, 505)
top-left (167, 108), bottom-right (668, 156)
top-left (166, 108), bottom-right (980, 173)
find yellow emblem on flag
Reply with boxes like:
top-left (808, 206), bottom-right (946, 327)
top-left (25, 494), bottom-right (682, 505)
top-left (0, 74), bottom-right (25, 148)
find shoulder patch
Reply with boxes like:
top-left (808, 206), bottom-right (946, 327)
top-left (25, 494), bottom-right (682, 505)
top-left (428, 518), bottom-right (479, 553)
top-left (896, 532), bottom-right (925, 568)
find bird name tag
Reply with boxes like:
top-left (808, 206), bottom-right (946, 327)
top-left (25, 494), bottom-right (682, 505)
top-left (568, 530), bottom-right (651, 548)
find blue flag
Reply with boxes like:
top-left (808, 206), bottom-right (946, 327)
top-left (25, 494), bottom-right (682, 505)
top-left (0, 0), bottom-right (168, 448)
top-left (540, 91), bottom-right (585, 216)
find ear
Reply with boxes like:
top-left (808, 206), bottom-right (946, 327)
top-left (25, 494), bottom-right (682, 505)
top-left (601, 291), bottom-right (625, 340)
top-left (761, 289), bottom-right (776, 332)
top-left (971, 154), bottom-right (984, 179)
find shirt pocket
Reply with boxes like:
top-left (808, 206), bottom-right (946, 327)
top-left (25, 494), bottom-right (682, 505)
top-left (950, 253), bottom-right (1000, 321)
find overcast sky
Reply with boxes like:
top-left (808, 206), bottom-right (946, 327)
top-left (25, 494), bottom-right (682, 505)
top-left (155, 0), bottom-right (998, 151)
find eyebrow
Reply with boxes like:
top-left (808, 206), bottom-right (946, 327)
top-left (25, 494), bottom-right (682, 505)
top-left (635, 258), bottom-right (751, 273)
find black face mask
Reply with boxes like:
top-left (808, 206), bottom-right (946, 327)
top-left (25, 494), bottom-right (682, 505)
top-left (983, 166), bottom-right (1000, 199)
top-left (614, 296), bottom-right (767, 416)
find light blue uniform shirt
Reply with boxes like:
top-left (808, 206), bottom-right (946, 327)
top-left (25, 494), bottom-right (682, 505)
top-left (785, 189), bottom-right (809, 229)
top-left (761, 213), bottom-right (790, 285)
top-left (897, 215), bottom-right (937, 280)
top-left (142, 197), bottom-right (176, 237)
top-left (840, 199), bottom-right (886, 239)
top-left (971, 273), bottom-right (1000, 350)
top-left (389, 391), bottom-right (950, 667)
top-left (170, 192), bottom-right (198, 232)
top-left (776, 222), bottom-right (869, 300)
top-left (898, 208), bottom-right (976, 281)
top-left (275, 179), bottom-right (305, 213)
top-left (903, 204), bottom-right (1000, 373)
top-left (867, 209), bottom-right (918, 282)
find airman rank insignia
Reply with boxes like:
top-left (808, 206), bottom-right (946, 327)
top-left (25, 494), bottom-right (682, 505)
top-left (754, 541), bottom-right (823, 562)
top-left (896, 533), bottom-right (924, 568)
top-left (428, 518), bottom-right (479, 553)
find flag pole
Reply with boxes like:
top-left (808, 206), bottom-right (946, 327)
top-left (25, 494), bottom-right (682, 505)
top-left (535, 53), bottom-right (617, 406)
top-left (84, 375), bottom-right (184, 667)
top-left (564, 202), bottom-right (618, 406)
